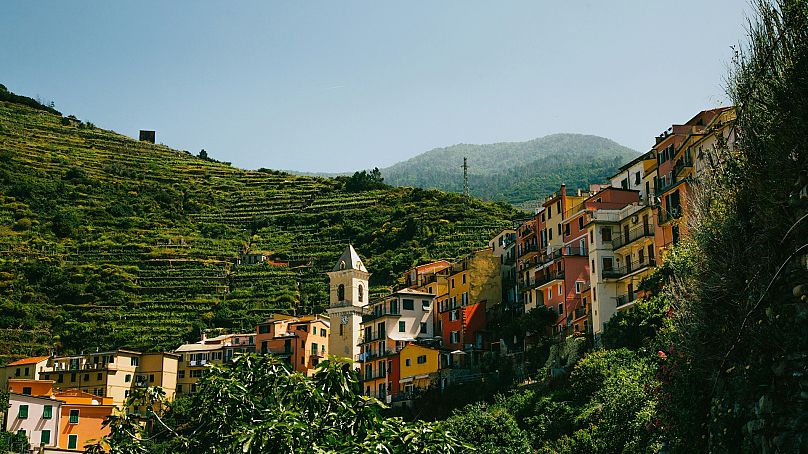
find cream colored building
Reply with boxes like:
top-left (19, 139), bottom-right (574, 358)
top-left (174, 333), bottom-right (255, 395)
top-left (326, 245), bottom-right (370, 364)
top-left (35, 350), bottom-right (179, 407)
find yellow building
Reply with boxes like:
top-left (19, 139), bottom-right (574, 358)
top-left (398, 344), bottom-right (440, 397)
top-left (174, 333), bottom-right (255, 396)
top-left (35, 350), bottom-right (179, 407)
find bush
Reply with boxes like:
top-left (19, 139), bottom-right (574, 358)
top-left (12, 217), bottom-right (31, 231)
top-left (444, 402), bottom-right (531, 453)
top-left (51, 209), bottom-right (79, 237)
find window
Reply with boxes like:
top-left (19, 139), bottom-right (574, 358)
top-left (405, 359), bottom-right (411, 367)
top-left (177, 384), bottom-right (183, 393)
top-left (601, 228), bottom-right (612, 241)
top-left (70, 373), bottom-right (76, 382)
top-left (422, 300), bottom-right (430, 309)
top-left (301, 340), bottom-right (305, 348)
top-left (575, 281), bottom-right (584, 294)
top-left (57, 374), bottom-right (64, 383)
top-left (558, 304), bottom-right (564, 315)
top-left (190, 370), bottom-right (203, 378)
top-left (84, 373), bottom-right (89, 381)
top-left (558, 224), bottom-right (562, 235)
top-left (564, 223), bottom-right (570, 236)
top-left (557, 284), bottom-right (562, 297)
top-left (590, 230), bottom-right (594, 244)
top-left (402, 299), bottom-right (414, 310)
top-left (149, 374), bottom-right (155, 382)
top-left (398, 321), bottom-right (406, 332)
top-left (556, 201), bottom-right (561, 214)
top-left (69, 409), bottom-right (80, 424)
top-left (18, 404), bottom-right (28, 419)
top-left (621, 178), bottom-right (629, 189)
top-left (259, 325), bottom-right (270, 334)
top-left (358, 284), bottom-right (364, 302)
top-left (417, 355), bottom-right (427, 364)
top-left (178, 370), bottom-right (185, 379)
top-left (549, 229), bottom-right (553, 240)
top-left (337, 284), bottom-right (345, 301)
top-left (22, 386), bottom-right (31, 395)
top-left (420, 322), bottom-right (427, 334)
top-left (43, 405), bottom-right (52, 419)
top-left (451, 279), bottom-right (455, 288)
top-left (450, 331), bottom-right (460, 343)
top-left (68, 434), bottom-right (78, 450)
top-left (638, 248), bottom-right (645, 264)
top-left (212, 351), bottom-right (222, 361)
top-left (300, 357), bottom-right (304, 365)
top-left (602, 257), bottom-right (614, 271)
top-left (462, 274), bottom-right (466, 284)
top-left (449, 310), bottom-right (459, 321)
top-left (97, 373), bottom-right (102, 380)
top-left (578, 217), bottom-right (584, 230)
top-left (635, 172), bottom-right (641, 185)
top-left (546, 289), bottom-right (551, 301)
top-left (339, 324), bottom-right (344, 336)
top-left (40, 429), bottom-right (51, 445)
top-left (125, 374), bottom-right (131, 383)
top-left (130, 357), bottom-right (139, 367)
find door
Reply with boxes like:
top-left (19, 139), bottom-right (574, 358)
top-left (623, 224), bottom-right (630, 244)
top-left (642, 214), bottom-right (649, 235)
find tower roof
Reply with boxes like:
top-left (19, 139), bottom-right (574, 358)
top-left (332, 244), bottom-right (367, 272)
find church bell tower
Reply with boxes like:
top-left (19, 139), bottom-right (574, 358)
top-left (326, 244), bottom-right (369, 364)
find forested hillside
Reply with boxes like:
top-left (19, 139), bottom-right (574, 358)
top-left (0, 96), bottom-right (517, 361)
top-left (380, 134), bottom-right (639, 205)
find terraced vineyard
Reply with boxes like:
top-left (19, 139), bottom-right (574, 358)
top-left (0, 98), bottom-right (517, 362)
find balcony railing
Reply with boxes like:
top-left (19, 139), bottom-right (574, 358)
top-left (362, 309), bottom-right (401, 323)
top-left (615, 294), bottom-right (637, 308)
top-left (612, 224), bottom-right (654, 249)
top-left (534, 270), bottom-right (565, 288)
top-left (536, 246), bottom-right (588, 266)
top-left (658, 206), bottom-right (683, 225)
top-left (602, 258), bottom-right (656, 279)
top-left (518, 242), bottom-right (539, 258)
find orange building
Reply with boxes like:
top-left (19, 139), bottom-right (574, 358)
top-left (256, 314), bottom-right (330, 376)
top-left (55, 389), bottom-right (114, 451)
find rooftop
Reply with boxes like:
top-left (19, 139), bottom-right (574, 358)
top-left (7, 356), bottom-right (50, 366)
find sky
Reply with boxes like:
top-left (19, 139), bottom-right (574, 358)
top-left (2, 1), bottom-right (751, 173)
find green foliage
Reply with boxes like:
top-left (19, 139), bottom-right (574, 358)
top-left (601, 294), bottom-right (668, 351)
top-left (380, 134), bottom-right (639, 204)
top-left (0, 88), bottom-right (517, 359)
top-left (660, 1), bottom-right (808, 451)
top-left (443, 402), bottom-right (530, 453)
top-left (0, 83), bottom-right (60, 115)
top-left (90, 355), bottom-right (465, 453)
top-left (446, 348), bottom-right (662, 453)
top-left (343, 167), bottom-right (389, 192)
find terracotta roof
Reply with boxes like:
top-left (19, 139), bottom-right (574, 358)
top-left (7, 356), bottom-right (50, 366)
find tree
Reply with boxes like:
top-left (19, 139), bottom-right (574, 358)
top-left (344, 167), bottom-right (389, 192)
top-left (198, 149), bottom-right (208, 160)
top-left (89, 354), bottom-right (465, 453)
top-left (443, 402), bottom-right (531, 453)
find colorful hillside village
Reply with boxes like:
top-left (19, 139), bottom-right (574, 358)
top-left (0, 107), bottom-right (735, 451)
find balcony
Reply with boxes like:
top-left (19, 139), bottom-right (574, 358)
top-left (518, 242), bottom-right (539, 258)
top-left (534, 270), bottom-right (565, 288)
top-left (673, 157), bottom-right (693, 177)
top-left (658, 206), bottom-right (683, 225)
top-left (362, 308), bottom-right (401, 323)
top-left (602, 258), bottom-right (656, 280)
top-left (612, 224), bottom-right (654, 250)
top-left (537, 246), bottom-right (588, 266)
top-left (615, 294), bottom-right (637, 308)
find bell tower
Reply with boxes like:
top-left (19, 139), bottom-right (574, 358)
top-left (326, 244), bottom-right (370, 364)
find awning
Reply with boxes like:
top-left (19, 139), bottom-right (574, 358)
top-left (450, 350), bottom-right (466, 355)
top-left (389, 335), bottom-right (416, 341)
top-left (399, 377), bottom-right (414, 384)
top-left (414, 374), bottom-right (429, 380)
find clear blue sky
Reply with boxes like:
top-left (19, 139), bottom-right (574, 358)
top-left (2, 1), bottom-right (750, 172)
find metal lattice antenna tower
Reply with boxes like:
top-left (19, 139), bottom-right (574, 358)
top-left (462, 157), bottom-right (469, 197)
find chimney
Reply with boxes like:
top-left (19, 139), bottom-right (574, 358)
top-left (561, 184), bottom-right (567, 197)
top-left (201, 332), bottom-right (207, 342)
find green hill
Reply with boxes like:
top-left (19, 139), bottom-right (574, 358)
top-left (0, 91), bottom-right (518, 361)
top-left (380, 134), bottom-right (639, 205)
